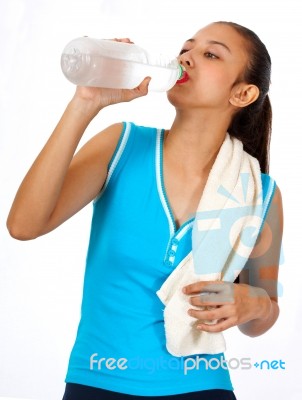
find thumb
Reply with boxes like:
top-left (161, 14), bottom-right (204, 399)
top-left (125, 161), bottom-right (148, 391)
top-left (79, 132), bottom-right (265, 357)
top-left (125, 76), bottom-right (151, 101)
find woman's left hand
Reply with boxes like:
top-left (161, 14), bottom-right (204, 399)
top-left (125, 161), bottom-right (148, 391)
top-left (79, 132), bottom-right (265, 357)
top-left (183, 281), bottom-right (271, 332)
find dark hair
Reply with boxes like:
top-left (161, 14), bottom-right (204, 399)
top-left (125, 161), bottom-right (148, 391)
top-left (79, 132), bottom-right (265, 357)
top-left (216, 21), bottom-right (272, 174)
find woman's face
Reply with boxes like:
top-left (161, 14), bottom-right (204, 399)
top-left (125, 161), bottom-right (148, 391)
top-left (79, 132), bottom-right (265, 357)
top-left (167, 23), bottom-right (250, 111)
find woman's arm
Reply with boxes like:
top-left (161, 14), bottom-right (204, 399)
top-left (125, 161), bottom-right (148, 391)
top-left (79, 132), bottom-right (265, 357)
top-left (236, 185), bottom-right (283, 336)
top-left (183, 185), bottom-right (283, 337)
top-left (7, 79), bottom-right (150, 240)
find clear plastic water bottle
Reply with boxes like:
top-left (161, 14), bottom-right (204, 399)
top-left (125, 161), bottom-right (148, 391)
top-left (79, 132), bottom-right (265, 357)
top-left (61, 37), bottom-right (184, 92)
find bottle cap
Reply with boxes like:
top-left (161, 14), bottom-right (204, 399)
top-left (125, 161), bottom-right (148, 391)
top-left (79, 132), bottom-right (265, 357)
top-left (178, 64), bottom-right (184, 79)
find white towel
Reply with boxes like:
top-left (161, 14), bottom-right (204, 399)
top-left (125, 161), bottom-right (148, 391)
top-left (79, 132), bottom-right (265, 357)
top-left (156, 133), bottom-right (267, 357)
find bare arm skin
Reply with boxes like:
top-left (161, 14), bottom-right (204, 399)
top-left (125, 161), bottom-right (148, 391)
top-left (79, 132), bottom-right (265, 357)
top-left (236, 185), bottom-right (283, 336)
top-left (7, 77), bottom-right (150, 240)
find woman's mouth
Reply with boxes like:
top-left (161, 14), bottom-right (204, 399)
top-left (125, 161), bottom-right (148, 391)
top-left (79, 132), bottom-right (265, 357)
top-left (176, 71), bottom-right (189, 84)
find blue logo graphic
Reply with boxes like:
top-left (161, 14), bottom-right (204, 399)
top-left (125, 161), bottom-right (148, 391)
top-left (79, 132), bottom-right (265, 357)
top-left (253, 359), bottom-right (286, 370)
top-left (192, 173), bottom-right (264, 279)
top-left (191, 172), bottom-right (284, 290)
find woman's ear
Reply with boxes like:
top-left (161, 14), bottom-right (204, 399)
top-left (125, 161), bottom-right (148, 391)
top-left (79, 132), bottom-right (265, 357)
top-left (229, 83), bottom-right (260, 108)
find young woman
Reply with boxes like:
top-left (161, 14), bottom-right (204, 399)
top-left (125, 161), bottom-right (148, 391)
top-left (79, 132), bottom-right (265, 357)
top-left (7, 22), bottom-right (283, 399)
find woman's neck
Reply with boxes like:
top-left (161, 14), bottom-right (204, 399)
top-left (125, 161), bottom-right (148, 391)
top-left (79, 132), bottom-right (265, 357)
top-left (165, 111), bottom-right (230, 176)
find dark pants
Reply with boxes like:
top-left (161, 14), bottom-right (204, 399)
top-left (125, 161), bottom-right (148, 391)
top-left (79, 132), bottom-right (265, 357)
top-left (62, 383), bottom-right (237, 399)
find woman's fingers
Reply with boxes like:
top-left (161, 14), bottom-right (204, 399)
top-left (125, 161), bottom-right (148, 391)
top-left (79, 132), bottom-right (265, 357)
top-left (184, 281), bottom-right (235, 304)
top-left (183, 281), bottom-right (223, 295)
top-left (123, 76), bottom-right (151, 101)
top-left (113, 38), bottom-right (134, 44)
top-left (197, 318), bottom-right (234, 332)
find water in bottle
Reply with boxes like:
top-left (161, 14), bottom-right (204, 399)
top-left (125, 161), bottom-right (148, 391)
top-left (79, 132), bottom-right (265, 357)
top-left (61, 37), bottom-right (184, 92)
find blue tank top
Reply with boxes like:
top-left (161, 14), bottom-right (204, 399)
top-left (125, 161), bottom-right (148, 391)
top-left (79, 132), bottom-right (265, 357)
top-left (65, 122), bottom-right (276, 396)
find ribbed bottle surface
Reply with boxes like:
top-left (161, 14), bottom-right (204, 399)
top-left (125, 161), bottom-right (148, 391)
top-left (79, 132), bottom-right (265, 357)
top-left (61, 37), bottom-right (182, 92)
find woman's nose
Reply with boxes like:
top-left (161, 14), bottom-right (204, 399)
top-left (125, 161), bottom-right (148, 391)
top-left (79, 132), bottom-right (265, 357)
top-left (178, 53), bottom-right (192, 68)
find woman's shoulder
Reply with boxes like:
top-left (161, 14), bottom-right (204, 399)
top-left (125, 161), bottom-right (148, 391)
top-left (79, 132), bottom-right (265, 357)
top-left (260, 172), bottom-right (283, 225)
top-left (260, 172), bottom-right (278, 199)
top-left (118, 121), bottom-right (163, 152)
top-left (125, 121), bottom-right (162, 135)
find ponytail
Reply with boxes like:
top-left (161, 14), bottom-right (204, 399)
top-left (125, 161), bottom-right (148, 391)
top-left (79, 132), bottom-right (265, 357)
top-left (217, 21), bottom-right (272, 174)
top-left (228, 95), bottom-right (272, 174)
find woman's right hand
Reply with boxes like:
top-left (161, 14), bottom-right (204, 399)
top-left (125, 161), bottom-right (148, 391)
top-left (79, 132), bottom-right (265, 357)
top-left (72, 37), bottom-right (151, 111)
top-left (73, 76), bottom-right (151, 111)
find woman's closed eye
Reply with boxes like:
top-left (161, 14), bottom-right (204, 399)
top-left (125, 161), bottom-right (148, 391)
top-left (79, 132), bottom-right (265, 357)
top-left (179, 49), bottom-right (219, 59)
top-left (204, 52), bottom-right (219, 59)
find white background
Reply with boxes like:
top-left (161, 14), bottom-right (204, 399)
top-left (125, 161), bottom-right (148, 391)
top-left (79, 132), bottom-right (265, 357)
top-left (0, 0), bottom-right (301, 399)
